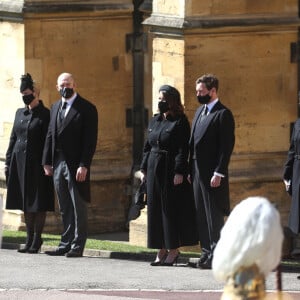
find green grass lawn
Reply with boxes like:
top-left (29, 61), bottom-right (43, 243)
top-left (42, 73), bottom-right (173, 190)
top-left (2, 229), bottom-right (155, 253)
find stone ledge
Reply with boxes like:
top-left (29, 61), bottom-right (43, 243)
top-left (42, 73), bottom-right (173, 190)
top-left (143, 14), bottom-right (300, 29)
top-left (229, 151), bottom-right (286, 183)
top-left (0, 0), bottom-right (23, 14)
top-left (0, 0), bottom-right (23, 22)
top-left (23, 1), bottom-right (133, 13)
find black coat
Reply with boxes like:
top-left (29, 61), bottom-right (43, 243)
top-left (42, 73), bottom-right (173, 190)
top-left (140, 113), bottom-right (198, 249)
top-left (5, 101), bottom-right (54, 212)
top-left (189, 101), bottom-right (235, 215)
top-left (42, 94), bottom-right (98, 202)
top-left (283, 118), bottom-right (300, 234)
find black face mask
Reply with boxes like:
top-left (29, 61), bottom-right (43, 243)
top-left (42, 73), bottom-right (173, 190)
top-left (197, 93), bottom-right (211, 104)
top-left (60, 87), bottom-right (74, 99)
top-left (22, 93), bottom-right (35, 105)
top-left (158, 100), bottom-right (169, 113)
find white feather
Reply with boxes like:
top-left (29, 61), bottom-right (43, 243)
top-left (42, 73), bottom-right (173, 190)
top-left (212, 196), bottom-right (283, 282)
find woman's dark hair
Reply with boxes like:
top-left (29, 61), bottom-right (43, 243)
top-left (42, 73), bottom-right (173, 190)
top-left (159, 85), bottom-right (184, 116)
top-left (20, 73), bottom-right (34, 92)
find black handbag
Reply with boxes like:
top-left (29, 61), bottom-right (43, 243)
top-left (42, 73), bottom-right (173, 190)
top-left (134, 181), bottom-right (147, 208)
top-left (127, 181), bottom-right (147, 224)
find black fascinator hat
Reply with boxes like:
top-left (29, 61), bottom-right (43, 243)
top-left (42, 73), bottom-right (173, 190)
top-left (20, 73), bottom-right (34, 92)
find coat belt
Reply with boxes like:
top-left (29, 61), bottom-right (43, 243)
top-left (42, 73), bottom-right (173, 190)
top-left (151, 149), bottom-right (168, 154)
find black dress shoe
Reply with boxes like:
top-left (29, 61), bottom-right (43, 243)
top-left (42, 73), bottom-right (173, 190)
top-left (65, 249), bottom-right (83, 257)
top-left (198, 253), bottom-right (209, 264)
top-left (197, 259), bottom-right (212, 270)
top-left (187, 261), bottom-right (198, 268)
top-left (44, 248), bottom-right (69, 256)
top-left (188, 252), bottom-right (210, 268)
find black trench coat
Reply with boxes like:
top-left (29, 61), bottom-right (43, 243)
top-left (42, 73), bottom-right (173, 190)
top-left (283, 118), bottom-right (300, 234)
top-left (5, 101), bottom-right (54, 212)
top-left (140, 113), bottom-right (198, 249)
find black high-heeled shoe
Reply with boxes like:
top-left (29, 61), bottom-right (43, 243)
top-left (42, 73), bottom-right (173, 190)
top-left (27, 238), bottom-right (43, 254)
top-left (162, 251), bottom-right (180, 266)
top-left (150, 250), bottom-right (168, 266)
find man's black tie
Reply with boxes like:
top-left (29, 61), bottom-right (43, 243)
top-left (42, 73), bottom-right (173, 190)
top-left (60, 101), bottom-right (67, 121)
top-left (198, 105), bottom-right (208, 123)
top-left (57, 101), bottom-right (67, 129)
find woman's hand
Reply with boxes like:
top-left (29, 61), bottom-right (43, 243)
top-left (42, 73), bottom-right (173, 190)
top-left (283, 179), bottom-right (291, 192)
top-left (43, 165), bottom-right (53, 176)
top-left (174, 174), bottom-right (183, 185)
top-left (140, 171), bottom-right (146, 182)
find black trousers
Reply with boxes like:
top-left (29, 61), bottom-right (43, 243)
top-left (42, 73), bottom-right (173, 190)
top-left (53, 153), bottom-right (87, 252)
top-left (192, 160), bottom-right (224, 257)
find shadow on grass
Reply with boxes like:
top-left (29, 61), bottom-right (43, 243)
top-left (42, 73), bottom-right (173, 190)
top-left (3, 236), bottom-right (59, 244)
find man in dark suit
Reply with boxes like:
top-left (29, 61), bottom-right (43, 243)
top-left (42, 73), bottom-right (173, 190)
top-left (42, 72), bottom-right (98, 257)
top-left (189, 74), bottom-right (235, 269)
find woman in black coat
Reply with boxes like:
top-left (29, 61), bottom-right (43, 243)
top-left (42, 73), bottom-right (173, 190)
top-left (5, 73), bottom-right (54, 253)
top-left (283, 118), bottom-right (300, 235)
top-left (140, 85), bottom-right (198, 266)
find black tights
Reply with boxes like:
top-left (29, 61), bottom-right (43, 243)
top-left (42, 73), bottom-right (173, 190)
top-left (24, 212), bottom-right (46, 246)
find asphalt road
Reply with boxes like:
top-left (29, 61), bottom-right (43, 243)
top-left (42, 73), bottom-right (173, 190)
top-left (0, 248), bottom-right (300, 299)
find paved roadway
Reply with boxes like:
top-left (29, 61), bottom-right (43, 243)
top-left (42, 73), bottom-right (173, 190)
top-left (0, 246), bottom-right (300, 299)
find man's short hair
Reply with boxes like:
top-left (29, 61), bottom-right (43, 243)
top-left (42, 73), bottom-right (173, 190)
top-left (196, 74), bottom-right (219, 91)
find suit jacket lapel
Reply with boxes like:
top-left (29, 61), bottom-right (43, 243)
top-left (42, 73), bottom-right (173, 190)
top-left (193, 102), bottom-right (222, 142)
top-left (57, 96), bottom-right (79, 134)
top-left (52, 101), bottom-right (61, 133)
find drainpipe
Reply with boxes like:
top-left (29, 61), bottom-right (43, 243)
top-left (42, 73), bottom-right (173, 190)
top-left (298, 27), bottom-right (300, 118)
top-left (126, 0), bottom-right (148, 172)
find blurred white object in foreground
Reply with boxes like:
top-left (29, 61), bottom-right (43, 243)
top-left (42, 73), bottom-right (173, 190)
top-left (212, 196), bottom-right (284, 300)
